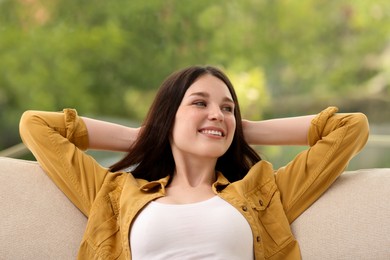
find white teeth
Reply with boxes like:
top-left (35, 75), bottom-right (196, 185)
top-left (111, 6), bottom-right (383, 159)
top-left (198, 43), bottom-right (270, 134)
top-left (201, 129), bottom-right (223, 136)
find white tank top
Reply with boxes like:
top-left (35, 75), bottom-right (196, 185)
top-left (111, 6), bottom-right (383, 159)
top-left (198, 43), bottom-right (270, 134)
top-left (130, 196), bottom-right (254, 260)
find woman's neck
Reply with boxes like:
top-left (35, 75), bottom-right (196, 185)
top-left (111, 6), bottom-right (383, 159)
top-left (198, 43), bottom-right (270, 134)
top-left (155, 155), bottom-right (218, 204)
top-left (171, 155), bottom-right (217, 187)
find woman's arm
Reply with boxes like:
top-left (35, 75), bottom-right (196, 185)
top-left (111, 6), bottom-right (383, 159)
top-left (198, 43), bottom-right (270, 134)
top-left (275, 107), bottom-right (369, 223)
top-left (82, 117), bottom-right (140, 152)
top-left (20, 109), bottom-right (112, 216)
top-left (242, 115), bottom-right (316, 146)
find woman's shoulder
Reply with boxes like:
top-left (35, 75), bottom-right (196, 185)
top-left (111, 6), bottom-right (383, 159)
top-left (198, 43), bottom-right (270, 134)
top-left (235, 160), bottom-right (277, 189)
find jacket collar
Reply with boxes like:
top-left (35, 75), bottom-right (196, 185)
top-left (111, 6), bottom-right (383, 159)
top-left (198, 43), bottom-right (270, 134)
top-left (138, 172), bottom-right (230, 194)
top-left (139, 175), bottom-right (170, 193)
top-left (213, 171), bottom-right (231, 193)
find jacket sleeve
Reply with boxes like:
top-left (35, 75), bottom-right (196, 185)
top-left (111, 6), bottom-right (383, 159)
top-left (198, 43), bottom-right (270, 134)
top-left (275, 107), bottom-right (369, 223)
top-left (19, 109), bottom-right (109, 216)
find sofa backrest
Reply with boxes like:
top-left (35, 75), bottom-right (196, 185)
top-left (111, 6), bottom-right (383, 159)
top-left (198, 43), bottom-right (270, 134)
top-left (291, 167), bottom-right (390, 259)
top-left (0, 157), bottom-right (87, 259)
top-left (1, 156), bottom-right (389, 259)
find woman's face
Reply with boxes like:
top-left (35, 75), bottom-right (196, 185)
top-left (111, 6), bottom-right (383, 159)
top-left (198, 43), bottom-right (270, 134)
top-left (170, 74), bottom-right (236, 161)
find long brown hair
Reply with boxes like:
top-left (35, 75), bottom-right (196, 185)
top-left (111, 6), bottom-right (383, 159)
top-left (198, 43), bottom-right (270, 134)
top-left (110, 65), bottom-right (261, 182)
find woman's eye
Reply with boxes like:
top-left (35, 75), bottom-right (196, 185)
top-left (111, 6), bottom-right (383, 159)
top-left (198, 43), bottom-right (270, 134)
top-left (194, 101), bottom-right (206, 107)
top-left (222, 106), bottom-right (234, 112)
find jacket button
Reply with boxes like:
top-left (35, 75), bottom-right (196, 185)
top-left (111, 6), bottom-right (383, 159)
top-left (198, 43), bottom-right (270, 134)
top-left (257, 236), bottom-right (261, 242)
top-left (242, 206), bottom-right (248, 211)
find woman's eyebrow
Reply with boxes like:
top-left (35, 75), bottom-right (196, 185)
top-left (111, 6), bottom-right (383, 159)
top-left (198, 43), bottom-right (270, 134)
top-left (189, 92), bottom-right (234, 103)
top-left (223, 97), bottom-right (235, 104)
top-left (189, 92), bottom-right (209, 98)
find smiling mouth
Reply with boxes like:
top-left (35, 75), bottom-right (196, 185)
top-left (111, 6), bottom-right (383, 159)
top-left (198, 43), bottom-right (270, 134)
top-left (199, 129), bottom-right (224, 137)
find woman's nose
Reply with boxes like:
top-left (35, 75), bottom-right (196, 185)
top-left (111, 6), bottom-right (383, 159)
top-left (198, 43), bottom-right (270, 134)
top-left (208, 105), bottom-right (224, 121)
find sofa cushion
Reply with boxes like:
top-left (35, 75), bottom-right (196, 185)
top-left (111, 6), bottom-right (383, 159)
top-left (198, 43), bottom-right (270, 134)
top-left (0, 157), bottom-right (87, 259)
top-left (291, 168), bottom-right (390, 259)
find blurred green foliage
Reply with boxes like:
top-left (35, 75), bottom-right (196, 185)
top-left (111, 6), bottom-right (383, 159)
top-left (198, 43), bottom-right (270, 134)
top-left (1, 0), bottom-right (390, 168)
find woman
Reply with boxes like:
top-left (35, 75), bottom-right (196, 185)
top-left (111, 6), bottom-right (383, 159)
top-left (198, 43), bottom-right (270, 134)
top-left (20, 65), bottom-right (369, 259)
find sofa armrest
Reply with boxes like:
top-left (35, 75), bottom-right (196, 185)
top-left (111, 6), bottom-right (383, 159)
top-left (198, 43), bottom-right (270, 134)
top-left (291, 168), bottom-right (390, 259)
top-left (0, 157), bottom-right (87, 259)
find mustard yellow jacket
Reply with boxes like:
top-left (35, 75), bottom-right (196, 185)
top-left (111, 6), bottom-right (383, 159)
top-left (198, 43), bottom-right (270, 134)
top-left (19, 107), bottom-right (369, 260)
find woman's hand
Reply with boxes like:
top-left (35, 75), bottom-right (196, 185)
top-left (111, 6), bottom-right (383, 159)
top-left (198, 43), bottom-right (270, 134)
top-left (242, 115), bottom-right (315, 146)
top-left (82, 117), bottom-right (140, 152)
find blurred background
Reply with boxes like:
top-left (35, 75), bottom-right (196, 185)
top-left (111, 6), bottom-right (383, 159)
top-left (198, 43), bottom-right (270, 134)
top-left (1, 0), bottom-right (389, 169)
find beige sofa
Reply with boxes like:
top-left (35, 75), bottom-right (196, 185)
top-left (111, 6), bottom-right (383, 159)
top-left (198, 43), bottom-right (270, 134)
top-left (1, 157), bottom-right (389, 259)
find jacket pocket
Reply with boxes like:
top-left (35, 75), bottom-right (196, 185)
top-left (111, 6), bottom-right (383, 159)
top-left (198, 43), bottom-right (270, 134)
top-left (87, 216), bottom-right (123, 259)
top-left (250, 184), bottom-right (294, 257)
top-left (86, 191), bottom-right (123, 259)
top-left (248, 181), bottom-right (276, 211)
